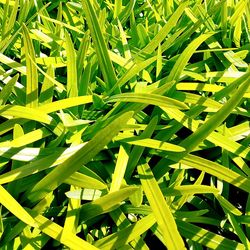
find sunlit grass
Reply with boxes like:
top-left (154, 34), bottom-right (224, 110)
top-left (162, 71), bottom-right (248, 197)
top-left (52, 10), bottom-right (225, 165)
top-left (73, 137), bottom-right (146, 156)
top-left (0, 0), bottom-right (249, 249)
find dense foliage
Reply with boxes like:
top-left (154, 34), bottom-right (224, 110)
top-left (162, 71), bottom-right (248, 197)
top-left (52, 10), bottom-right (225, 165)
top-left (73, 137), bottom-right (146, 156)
top-left (0, 0), bottom-right (249, 249)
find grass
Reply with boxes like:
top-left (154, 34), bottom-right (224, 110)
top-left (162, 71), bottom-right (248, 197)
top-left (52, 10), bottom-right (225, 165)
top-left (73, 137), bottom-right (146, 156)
top-left (0, 0), bottom-right (249, 249)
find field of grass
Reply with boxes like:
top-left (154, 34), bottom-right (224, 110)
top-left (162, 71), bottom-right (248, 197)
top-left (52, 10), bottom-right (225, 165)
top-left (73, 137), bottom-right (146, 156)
top-left (0, 0), bottom-right (249, 249)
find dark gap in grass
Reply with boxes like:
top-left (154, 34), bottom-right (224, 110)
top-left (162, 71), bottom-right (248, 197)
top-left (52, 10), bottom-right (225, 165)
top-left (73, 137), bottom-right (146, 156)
top-left (144, 230), bottom-right (167, 250)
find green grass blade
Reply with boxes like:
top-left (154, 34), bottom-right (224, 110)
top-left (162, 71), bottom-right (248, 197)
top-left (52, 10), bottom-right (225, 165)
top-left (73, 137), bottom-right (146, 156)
top-left (138, 162), bottom-right (186, 250)
top-left (0, 105), bottom-right (53, 124)
top-left (178, 154), bottom-right (250, 193)
top-left (65, 30), bottom-right (78, 98)
top-left (167, 33), bottom-right (214, 83)
top-left (179, 70), bottom-right (250, 155)
top-left (0, 185), bottom-right (36, 227)
top-left (22, 24), bottom-right (38, 108)
top-left (94, 213), bottom-right (156, 249)
top-left (107, 92), bottom-right (189, 109)
top-left (81, 0), bottom-right (118, 92)
top-left (79, 186), bottom-right (139, 222)
top-left (177, 220), bottom-right (245, 250)
top-left (142, 1), bottom-right (189, 54)
top-left (26, 111), bottom-right (133, 203)
top-left (110, 144), bottom-right (129, 192)
top-left (0, 74), bottom-right (18, 105)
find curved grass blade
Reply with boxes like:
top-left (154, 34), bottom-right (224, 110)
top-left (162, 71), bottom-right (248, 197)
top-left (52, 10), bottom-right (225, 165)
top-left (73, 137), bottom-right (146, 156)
top-left (81, 0), bottom-right (118, 92)
top-left (94, 213), bottom-right (156, 249)
top-left (167, 33), bottom-right (214, 83)
top-left (0, 185), bottom-right (36, 227)
top-left (65, 30), bottom-right (78, 98)
top-left (178, 154), bottom-right (250, 193)
top-left (142, 1), bottom-right (189, 54)
top-left (0, 105), bottom-right (53, 124)
top-left (26, 111), bottom-right (133, 203)
top-left (116, 137), bottom-right (185, 153)
top-left (0, 74), bottom-right (19, 105)
top-left (22, 24), bottom-right (38, 108)
top-left (177, 220), bottom-right (245, 250)
top-left (179, 70), bottom-right (250, 155)
top-left (138, 162), bottom-right (186, 250)
top-left (79, 186), bottom-right (139, 222)
top-left (28, 210), bottom-right (99, 250)
top-left (107, 93), bottom-right (189, 110)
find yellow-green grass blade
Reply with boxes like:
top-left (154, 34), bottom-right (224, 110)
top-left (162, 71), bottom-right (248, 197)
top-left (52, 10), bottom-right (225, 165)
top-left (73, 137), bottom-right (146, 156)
top-left (26, 111), bottom-right (133, 203)
top-left (125, 116), bottom-right (158, 179)
top-left (161, 185), bottom-right (219, 197)
top-left (107, 92), bottom-right (189, 110)
top-left (0, 127), bottom-right (51, 148)
top-left (79, 186), bottom-right (139, 222)
top-left (2, 0), bottom-right (19, 38)
top-left (177, 154), bottom-right (250, 193)
top-left (177, 220), bottom-right (245, 250)
top-left (0, 105), bottom-right (53, 124)
top-left (22, 24), bottom-right (38, 108)
top-left (38, 14), bottom-right (84, 34)
top-left (65, 171), bottom-right (107, 190)
top-left (116, 137), bottom-right (185, 153)
top-left (28, 56), bottom-right (65, 91)
top-left (142, 1), bottom-right (189, 54)
top-left (107, 56), bottom-right (157, 95)
top-left (63, 185), bottom-right (80, 234)
top-left (114, 0), bottom-right (122, 18)
top-left (38, 96), bottom-right (93, 113)
top-left (179, 71), bottom-right (250, 155)
top-left (215, 194), bottom-right (242, 216)
top-left (65, 30), bottom-right (78, 98)
top-left (39, 65), bottom-right (54, 105)
top-left (167, 33), bottom-right (214, 83)
top-left (138, 162), bottom-right (186, 250)
top-left (110, 144), bottom-right (129, 192)
top-left (81, 0), bottom-right (118, 92)
top-left (162, 107), bottom-right (250, 161)
top-left (0, 73), bottom-right (18, 105)
top-left (28, 211), bottom-right (99, 250)
top-left (0, 185), bottom-right (36, 227)
top-left (94, 213), bottom-right (156, 249)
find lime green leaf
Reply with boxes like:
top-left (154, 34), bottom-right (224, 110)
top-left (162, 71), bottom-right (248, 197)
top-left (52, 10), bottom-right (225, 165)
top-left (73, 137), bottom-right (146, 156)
top-left (26, 111), bottom-right (133, 202)
top-left (22, 24), bottom-right (38, 108)
top-left (79, 186), bottom-right (139, 222)
top-left (82, 0), bottom-right (118, 92)
top-left (138, 162), bottom-right (186, 250)
top-left (177, 220), bottom-right (245, 250)
top-left (107, 92), bottom-right (189, 109)
top-left (0, 185), bottom-right (36, 227)
top-left (94, 213), bottom-right (156, 249)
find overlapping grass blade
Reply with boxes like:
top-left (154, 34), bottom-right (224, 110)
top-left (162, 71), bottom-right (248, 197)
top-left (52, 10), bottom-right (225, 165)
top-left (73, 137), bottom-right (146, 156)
top-left (22, 24), bottom-right (38, 108)
top-left (26, 111), bottom-right (133, 203)
top-left (79, 186), bottom-right (139, 222)
top-left (94, 213), bottom-right (156, 249)
top-left (81, 0), bottom-right (118, 92)
top-left (138, 162), bottom-right (186, 250)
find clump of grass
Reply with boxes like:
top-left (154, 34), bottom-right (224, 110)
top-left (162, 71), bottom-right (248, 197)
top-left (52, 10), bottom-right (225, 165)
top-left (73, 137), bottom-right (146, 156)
top-left (0, 0), bottom-right (249, 249)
